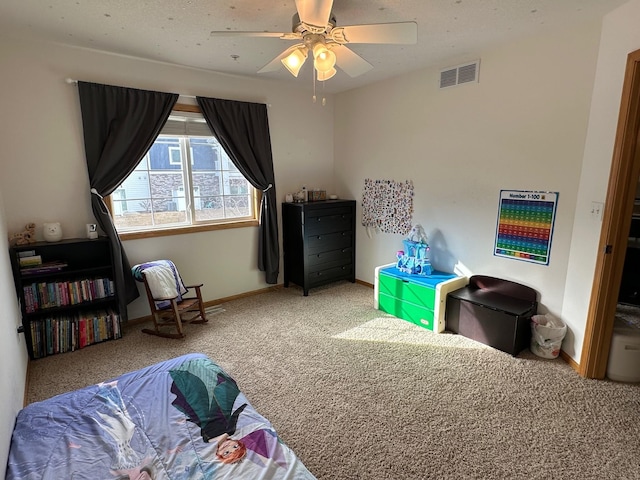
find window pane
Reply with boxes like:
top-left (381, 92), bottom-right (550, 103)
top-left (152, 199), bottom-right (187, 225)
top-left (224, 195), bottom-right (252, 218)
top-left (191, 138), bottom-right (219, 170)
top-left (150, 172), bottom-right (186, 211)
top-left (193, 171), bottom-right (222, 197)
top-left (150, 138), bottom-right (182, 171)
top-left (120, 171), bottom-right (151, 198)
top-left (225, 173), bottom-right (250, 195)
top-left (195, 196), bottom-right (225, 221)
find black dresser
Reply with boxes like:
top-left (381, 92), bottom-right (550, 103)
top-left (282, 199), bottom-right (356, 296)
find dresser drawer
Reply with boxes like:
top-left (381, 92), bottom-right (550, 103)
top-left (378, 273), bottom-right (436, 309)
top-left (308, 264), bottom-right (353, 286)
top-left (306, 206), bottom-right (352, 218)
top-left (378, 292), bottom-right (434, 330)
top-left (307, 231), bottom-right (353, 254)
top-left (307, 247), bottom-right (353, 267)
top-left (306, 211), bottom-right (354, 236)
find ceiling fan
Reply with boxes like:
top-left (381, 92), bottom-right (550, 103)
top-left (210, 0), bottom-right (418, 82)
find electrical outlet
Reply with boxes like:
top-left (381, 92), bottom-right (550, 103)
top-left (591, 201), bottom-right (604, 221)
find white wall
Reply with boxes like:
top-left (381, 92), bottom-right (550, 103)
top-left (0, 35), bottom-right (336, 320)
top-left (334, 20), bottom-right (603, 361)
top-left (2, 3), bottom-right (639, 467)
top-left (562, 0), bottom-right (640, 360)
top-left (0, 188), bottom-right (29, 478)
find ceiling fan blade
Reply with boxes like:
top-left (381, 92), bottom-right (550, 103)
top-left (210, 31), bottom-right (300, 40)
top-left (337, 22), bottom-right (418, 44)
top-left (257, 43), bottom-right (306, 74)
top-left (295, 0), bottom-right (334, 28)
top-left (333, 45), bottom-right (373, 78)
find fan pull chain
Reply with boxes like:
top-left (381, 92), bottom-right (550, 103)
top-left (312, 69), bottom-right (317, 103)
top-left (322, 79), bottom-right (326, 106)
top-left (312, 68), bottom-right (327, 106)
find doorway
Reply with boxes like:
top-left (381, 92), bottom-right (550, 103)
top-left (581, 49), bottom-right (640, 379)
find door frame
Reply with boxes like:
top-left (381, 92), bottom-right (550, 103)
top-left (581, 49), bottom-right (640, 378)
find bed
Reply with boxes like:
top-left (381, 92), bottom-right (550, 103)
top-left (6, 353), bottom-right (316, 479)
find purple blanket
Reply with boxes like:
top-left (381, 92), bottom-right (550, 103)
top-left (7, 353), bottom-right (316, 479)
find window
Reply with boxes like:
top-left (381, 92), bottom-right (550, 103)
top-left (109, 107), bottom-right (258, 236)
top-left (168, 146), bottom-right (181, 165)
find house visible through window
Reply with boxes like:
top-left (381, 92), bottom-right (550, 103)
top-left (110, 108), bottom-right (257, 233)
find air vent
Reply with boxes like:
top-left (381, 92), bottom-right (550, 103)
top-left (439, 60), bottom-right (480, 89)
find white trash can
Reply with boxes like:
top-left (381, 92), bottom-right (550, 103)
top-left (530, 314), bottom-right (567, 359)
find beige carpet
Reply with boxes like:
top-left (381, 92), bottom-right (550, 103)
top-left (27, 282), bottom-right (640, 479)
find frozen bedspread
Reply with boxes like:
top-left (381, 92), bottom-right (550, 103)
top-left (7, 353), bottom-right (316, 479)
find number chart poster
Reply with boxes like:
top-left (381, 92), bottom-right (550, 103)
top-left (494, 190), bottom-right (559, 265)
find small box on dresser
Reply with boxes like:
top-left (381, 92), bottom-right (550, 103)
top-left (282, 199), bottom-right (356, 296)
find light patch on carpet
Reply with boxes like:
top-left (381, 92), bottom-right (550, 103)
top-left (332, 316), bottom-right (491, 350)
top-left (182, 306), bottom-right (225, 322)
top-left (205, 306), bottom-right (225, 315)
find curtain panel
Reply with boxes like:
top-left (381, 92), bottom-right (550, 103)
top-left (78, 81), bottom-right (178, 320)
top-left (196, 97), bottom-right (279, 284)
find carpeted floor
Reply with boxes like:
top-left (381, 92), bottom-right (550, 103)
top-left (27, 282), bottom-right (640, 479)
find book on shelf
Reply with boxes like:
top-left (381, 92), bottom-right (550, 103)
top-left (21, 261), bottom-right (68, 275)
top-left (17, 250), bottom-right (36, 258)
top-left (19, 255), bottom-right (42, 267)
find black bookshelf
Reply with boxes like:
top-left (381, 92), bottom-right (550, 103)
top-left (9, 237), bottom-right (121, 359)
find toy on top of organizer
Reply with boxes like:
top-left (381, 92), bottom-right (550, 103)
top-left (396, 224), bottom-right (433, 276)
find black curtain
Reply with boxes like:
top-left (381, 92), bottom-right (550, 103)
top-left (196, 97), bottom-right (279, 284)
top-left (78, 81), bottom-right (179, 320)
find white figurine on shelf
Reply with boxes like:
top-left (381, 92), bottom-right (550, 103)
top-left (43, 222), bottom-right (63, 242)
top-left (406, 224), bottom-right (428, 244)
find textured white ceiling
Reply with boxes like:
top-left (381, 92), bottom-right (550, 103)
top-left (0, 0), bottom-right (627, 93)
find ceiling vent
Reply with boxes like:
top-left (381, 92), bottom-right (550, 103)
top-left (439, 60), bottom-right (480, 89)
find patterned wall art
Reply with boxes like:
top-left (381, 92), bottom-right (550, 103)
top-left (361, 179), bottom-right (414, 234)
top-left (494, 190), bottom-right (559, 265)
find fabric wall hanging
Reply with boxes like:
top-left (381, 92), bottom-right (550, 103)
top-left (362, 179), bottom-right (414, 234)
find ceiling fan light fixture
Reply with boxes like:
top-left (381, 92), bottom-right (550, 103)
top-left (316, 67), bottom-right (336, 82)
top-left (281, 47), bottom-right (308, 77)
top-left (312, 44), bottom-right (336, 73)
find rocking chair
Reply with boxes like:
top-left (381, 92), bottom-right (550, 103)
top-left (132, 260), bottom-right (208, 339)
